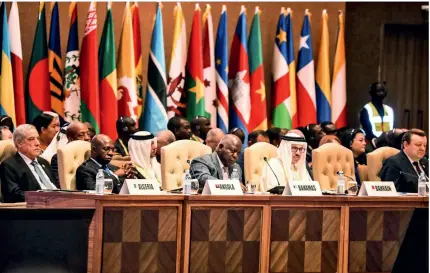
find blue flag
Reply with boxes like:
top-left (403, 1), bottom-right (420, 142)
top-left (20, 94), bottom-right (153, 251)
top-left (215, 5), bottom-right (228, 133)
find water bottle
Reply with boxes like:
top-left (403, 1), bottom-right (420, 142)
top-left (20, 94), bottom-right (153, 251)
top-left (230, 168), bottom-right (240, 181)
top-left (418, 173), bottom-right (427, 196)
top-left (337, 171), bottom-right (345, 194)
top-left (183, 170), bottom-right (192, 195)
top-left (96, 169), bottom-right (105, 195)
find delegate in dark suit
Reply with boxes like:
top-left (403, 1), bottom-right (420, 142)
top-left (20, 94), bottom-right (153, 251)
top-left (380, 151), bottom-right (429, 193)
top-left (190, 152), bottom-right (243, 188)
top-left (0, 153), bottom-right (58, 203)
top-left (76, 159), bottom-right (125, 193)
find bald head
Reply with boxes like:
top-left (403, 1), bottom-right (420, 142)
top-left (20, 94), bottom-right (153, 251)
top-left (216, 134), bottom-right (242, 167)
top-left (206, 128), bottom-right (225, 152)
top-left (156, 130), bottom-right (176, 162)
top-left (67, 122), bottom-right (90, 142)
top-left (91, 134), bottom-right (115, 165)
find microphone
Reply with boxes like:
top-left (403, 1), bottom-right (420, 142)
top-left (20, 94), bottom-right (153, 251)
top-left (263, 157), bottom-right (284, 195)
top-left (336, 171), bottom-right (356, 182)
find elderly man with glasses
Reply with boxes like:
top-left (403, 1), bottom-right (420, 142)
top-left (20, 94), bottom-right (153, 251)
top-left (260, 132), bottom-right (313, 192)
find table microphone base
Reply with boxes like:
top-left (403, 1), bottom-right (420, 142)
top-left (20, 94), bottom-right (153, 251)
top-left (267, 186), bottom-right (285, 195)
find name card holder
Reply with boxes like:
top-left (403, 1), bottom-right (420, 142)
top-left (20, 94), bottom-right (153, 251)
top-left (358, 181), bottom-right (397, 196)
top-left (120, 179), bottom-right (161, 195)
top-left (202, 180), bottom-right (243, 195)
top-left (282, 181), bottom-right (322, 196)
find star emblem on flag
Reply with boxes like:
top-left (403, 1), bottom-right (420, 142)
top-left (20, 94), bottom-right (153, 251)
top-left (276, 29), bottom-right (287, 44)
top-left (299, 35), bottom-right (310, 49)
top-left (256, 81), bottom-right (266, 101)
top-left (189, 77), bottom-right (205, 102)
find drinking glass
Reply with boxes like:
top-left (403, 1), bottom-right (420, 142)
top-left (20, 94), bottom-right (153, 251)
top-left (247, 182), bottom-right (257, 193)
top-left (190, 179), bottom-right (199, 195)
top-left (104, 179), bottom-right (113, 194)
top-left (347, 181), bottom-right (358, 195)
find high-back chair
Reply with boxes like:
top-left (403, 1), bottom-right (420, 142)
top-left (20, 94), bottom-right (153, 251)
top-left (367, 147), bottom-right (400, 181)
top-left (312, 143), bottom-right (355, 190)
top-left (244, 142), bottom-right (277, 189)
top-left (57, 140), bottom-right (91, 190)
top-left (161, 140), bottom-right (211, 191)
top-left (0, 140), bottom-right (16, 202)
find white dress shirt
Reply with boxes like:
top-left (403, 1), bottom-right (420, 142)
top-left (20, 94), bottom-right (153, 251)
top-left (216, 154), bottom-right (229, 180)
top-left (18, 152), bottom-right (57, 190)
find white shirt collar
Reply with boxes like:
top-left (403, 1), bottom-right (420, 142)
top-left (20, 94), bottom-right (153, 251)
top-left (18, 152), bottom-right (37, 165)
top-left (90, 157), bottom-right (102, 167)
top-left (405, 152), bottom-right (418, 165)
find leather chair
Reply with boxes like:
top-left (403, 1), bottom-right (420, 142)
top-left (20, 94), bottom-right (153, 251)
top-left (357, 165), bottom-right (369, 182)
top-left (244, 142), bottom-right (277, 190)
top-left (312, 143), bottom-right (355, 190)
top-left (0, 140), bottom-right (16, 202)
top-left (161, 140), bottom-right (211, 191)
top-left (110, 155), bottom-right (132, 168)
top-left (367, 147), bottom-right (400, 181)
top-left (57, 140), bottom-right (91, 190)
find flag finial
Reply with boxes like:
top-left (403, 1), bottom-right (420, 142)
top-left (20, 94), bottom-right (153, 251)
top-left (240, 5), bottom-right (246, 14)
top-left (255, 6), bottom-right (261, 15)
top-left (222, 4), bottom-right (226, 12)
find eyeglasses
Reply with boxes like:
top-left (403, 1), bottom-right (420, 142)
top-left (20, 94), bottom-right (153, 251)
top-left (291, 147), bottom-right (306, 153)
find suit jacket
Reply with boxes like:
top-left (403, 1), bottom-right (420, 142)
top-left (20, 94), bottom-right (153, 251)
top-left (380, 151), bottom-right (429, 193)
top-left (114, 139), bottom-right (128, 157)
top-left (50, 153), bottom-right (59, 185)
top-left (0, 152), bottom-right (58, 203)
top-left (190, 152), bottom-right (243, 188)
top-left (76, 158), bottom-right (124, 193)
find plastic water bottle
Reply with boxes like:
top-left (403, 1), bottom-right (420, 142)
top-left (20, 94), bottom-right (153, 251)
top-left (418, 173), bottom-right (427, 196)
top-left (230, 168), bottom-right (240, 181)
top-left (96, 169), bottom-right (105, 195)
top-left (183, 170), bottom-right (192, 195)
top-left (337, 171), bottom-right (345, 194)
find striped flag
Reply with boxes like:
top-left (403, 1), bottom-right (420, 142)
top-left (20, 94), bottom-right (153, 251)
top-left (48, 2), bottom-right (65, 122)
top-left (331, 10), bottom-right (347, 127)
top-left (286, 8), bottom-right (297, 128)
top-left (203, 4), bottom-right (216, 127)
top-left (0, 3), bottom-right (15, 124)
top-left (80, 2), bottom-right (99, 133)
top-left (25, 2), bottom-right (50, 123)
top-left (183, 4), bottom-right (207, 120)
top-left (142, 3), bottom-right (167, 134)
top-left (215, 5), bottom-right (228, 133)
top-left (9, 2), bottom-right (25, 125)
top-left (248, 6), bottom-right (267, 132)
top-left (117, 2), bottom-right (137, 121)
top-left (166, 2), bottom-right (187, 119)
top-left (315, 10), bottom-right (331, 123)
top-left (296, 9), bottom-right (317, 127)
top-left (63, 2), bottom-right (81, 122)
top-left (131, 2), bottom-right (144, 127)
top-left (99, 2), bottom-right (117, 139)
top-left (228, 5), bottom-right (250, 140)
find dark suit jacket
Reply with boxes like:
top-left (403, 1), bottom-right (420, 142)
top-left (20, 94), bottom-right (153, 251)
top-left (76, 158), bottom-right (124, 193)
top-left (380, 151), bottom-right (429, 193)
top-left (190, 152), bottom-right (243, 188)
top-left (114, 139), bottom-right (128, 157)
top-left (51, 153), bottom-right (59, 185)
top-left (0, 152), bottom-right (58, 203)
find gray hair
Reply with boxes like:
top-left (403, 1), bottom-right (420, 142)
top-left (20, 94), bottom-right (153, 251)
top-left (13, 124), bottom-right (37, 146)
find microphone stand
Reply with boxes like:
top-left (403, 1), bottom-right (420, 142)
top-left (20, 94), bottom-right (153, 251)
top-left (264, 157), bottom-right (285, 195)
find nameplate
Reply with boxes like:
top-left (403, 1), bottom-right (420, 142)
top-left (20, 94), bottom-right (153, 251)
top-left (358, 181), bottom-right (397, 196)
top-left (120, 179), bottom-right (161, 195)
top-left (202, 180), bottom-right (243, 195)
top-left (282, 181), bottom-right (322, 196)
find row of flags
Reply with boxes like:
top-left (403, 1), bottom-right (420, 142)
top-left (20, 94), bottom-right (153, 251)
top-left (0, 2), bottom-right (347, 141)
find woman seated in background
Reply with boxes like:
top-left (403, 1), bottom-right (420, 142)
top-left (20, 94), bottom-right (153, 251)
top-left (319, 135), bottom-right (341, 146)
top-left (260, 132), bottom-right (312, 192)
top-left (31, 111), bottom-right (60, 152)
top-left (340, 128), bottom-right (367, 184)
top-left (128, 131), bottom-right (161, 186)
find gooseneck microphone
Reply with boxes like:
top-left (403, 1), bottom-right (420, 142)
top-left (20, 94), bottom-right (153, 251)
top-left (263, 157), bottom-right (284, 194)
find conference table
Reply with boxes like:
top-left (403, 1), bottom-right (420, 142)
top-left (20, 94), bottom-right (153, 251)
top-left (1, 192), bottom-right (427, 273)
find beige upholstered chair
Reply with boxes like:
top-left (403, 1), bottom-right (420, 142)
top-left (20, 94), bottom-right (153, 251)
top-left (244, 142), bottom-right (277, 189)
top-left (312, 143), bottom-right (355, 190)
top-left (367, 147), bottom-right (400, 181)
top-left (357, 165), bottom-right (369, 182)
top-left (161, 140), bottom-right (212, 191)
top-left (0, 140), bottom-right (16, 163)
top-left (110, 155), bottom-right (132, 168)
top-left (57, 140), bottom-right (91, 190)
top-left (0, 140), bottom-right (16, 202)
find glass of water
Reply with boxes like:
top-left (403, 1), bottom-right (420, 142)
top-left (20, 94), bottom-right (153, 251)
top-left (104, 179), bottom-right (113, 194)
top-left (347, 181), bottom-right (358, 195)
top-left (190, 179), bottom-right (199, 195)
top-left (246, 182), bottom-right (257, 193)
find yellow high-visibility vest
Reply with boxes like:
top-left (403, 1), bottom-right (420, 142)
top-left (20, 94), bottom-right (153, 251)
top-left (364, 102), bottom-right (394, 137)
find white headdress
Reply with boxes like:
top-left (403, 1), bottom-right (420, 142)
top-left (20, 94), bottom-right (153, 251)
top-left (128, 131), bottom-right (158, 179)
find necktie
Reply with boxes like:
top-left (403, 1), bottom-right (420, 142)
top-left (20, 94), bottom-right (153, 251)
top-left (413, 162), bottom-right (422, 176)
top-left (31, 161), bottom-right (54, 189)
